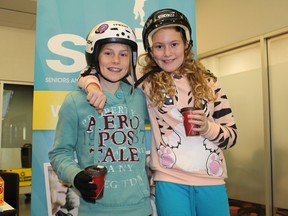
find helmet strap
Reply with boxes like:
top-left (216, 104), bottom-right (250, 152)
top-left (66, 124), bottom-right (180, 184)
top-left (134, 67), bottom-right (162, 88)
top-left (81, 66), bottom-right (94, 77)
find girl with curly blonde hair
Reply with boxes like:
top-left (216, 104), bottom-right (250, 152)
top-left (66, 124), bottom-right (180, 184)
top-left (78, 9), bottom-right (237, 216)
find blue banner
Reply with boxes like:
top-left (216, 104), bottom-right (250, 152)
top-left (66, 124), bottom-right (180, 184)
top-left (32, 0), bottom-right (195, 215)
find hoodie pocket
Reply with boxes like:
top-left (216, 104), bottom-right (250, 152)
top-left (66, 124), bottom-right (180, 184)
top-left (89, 168), bottom-right (150, 208)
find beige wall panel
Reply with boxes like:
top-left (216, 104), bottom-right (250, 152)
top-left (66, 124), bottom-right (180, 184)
top-left (0, 26), bottom-right (35, 83)
top-left (201, 44), bottom-right (265, 204)
top-left (196, 0), bottom-right (288, 54)
top-left (268, 34), bottom-right (288, 209)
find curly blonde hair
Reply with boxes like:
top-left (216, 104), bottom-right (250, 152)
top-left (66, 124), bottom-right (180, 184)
top-left (138, 27), bottom-right (217, 108)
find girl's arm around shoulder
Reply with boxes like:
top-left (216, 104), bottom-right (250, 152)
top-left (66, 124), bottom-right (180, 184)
top-left (78, 68), bottom-right (101, 91)
top-left (202, 80), bottom-right (238, 149)
top-left (78, 68), bottom-right (106, 113)
top-left (77, 68), bottom-right (145, 112)
top-left (78, 67), bottom-right (144, 90)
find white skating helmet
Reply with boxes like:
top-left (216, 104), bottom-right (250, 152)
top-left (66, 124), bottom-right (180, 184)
top-left (85, 20), bottom-right (138, 76)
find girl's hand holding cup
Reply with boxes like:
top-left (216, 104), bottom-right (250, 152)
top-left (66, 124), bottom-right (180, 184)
top-left (181, 107), bottom-right (209, 136)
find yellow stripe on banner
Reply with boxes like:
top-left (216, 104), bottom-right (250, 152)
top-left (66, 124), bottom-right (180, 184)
top-left (33, 91), bottom-right (71, 130)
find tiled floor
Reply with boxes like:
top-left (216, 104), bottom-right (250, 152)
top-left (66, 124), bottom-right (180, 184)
top-left (229, 199), bottom-right (288, 216)
top-left (19, 194), bottom-right (31, 216)
top-left (20, 196), bottom-right (288, 216)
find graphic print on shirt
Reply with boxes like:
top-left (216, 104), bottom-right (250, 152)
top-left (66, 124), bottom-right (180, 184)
top-left (155, 85), bottom-right (224, 176)
top-left (80, 105), bottom-right (149, 190)
top-left (156, 116), bottom-right (181, 168)
top-left (82, 108), bottom-right (145, 162)
top-left (203, 139), bottom-right (224, 176)
top-left (80, 114), bottom-right (97, 159)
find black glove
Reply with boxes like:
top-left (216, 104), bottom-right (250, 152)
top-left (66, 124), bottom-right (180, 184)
top-left (74, 170), bottom-right (97, 203)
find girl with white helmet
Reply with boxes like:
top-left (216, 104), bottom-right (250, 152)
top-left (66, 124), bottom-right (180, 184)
top-left (49, 20), bottom-right (152, 216)
top-left (78, 9), bottom-right (238, 216)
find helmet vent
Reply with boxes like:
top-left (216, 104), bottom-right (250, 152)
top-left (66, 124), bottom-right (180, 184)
top-left (85, 20), bottom-right (138, 67)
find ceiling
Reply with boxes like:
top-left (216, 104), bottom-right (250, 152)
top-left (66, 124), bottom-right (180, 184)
top-left (0, 0), bottom-right (37, 30)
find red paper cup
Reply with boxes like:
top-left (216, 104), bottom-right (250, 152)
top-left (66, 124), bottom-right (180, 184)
top-left (180, 107), bottom-right (200, 136)
top-left (85, 165), bottom-right (107, 200)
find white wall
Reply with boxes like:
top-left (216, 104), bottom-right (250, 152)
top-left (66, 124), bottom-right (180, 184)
top-left (195, 0), bottom-right (288, 54)
top-left (0, 26), bottom-right (35, 83)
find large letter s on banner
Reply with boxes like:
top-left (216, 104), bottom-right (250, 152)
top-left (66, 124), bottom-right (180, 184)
top-left (46, 34), bottom-right (86, 73)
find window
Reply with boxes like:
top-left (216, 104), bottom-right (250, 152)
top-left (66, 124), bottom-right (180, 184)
top-left (1, 82), bottom-right (33, 148)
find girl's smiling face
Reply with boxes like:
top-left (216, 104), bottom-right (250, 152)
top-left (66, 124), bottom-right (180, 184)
top-left (99, 43), bottom-right (130, 83)
top-left (150, 27), bottom-right (186, 73)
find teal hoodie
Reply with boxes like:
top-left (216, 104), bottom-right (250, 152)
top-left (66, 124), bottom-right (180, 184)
top-left (49, 82), bottom-right (152, 216)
